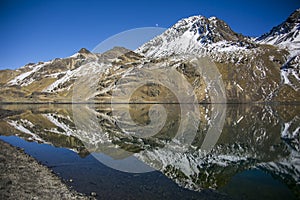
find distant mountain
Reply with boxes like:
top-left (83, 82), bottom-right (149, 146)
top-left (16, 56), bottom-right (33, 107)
top-left (0, 9), bottom-right (299, 103)
top-left (0, 47), bottom-right (136, 102)
top-left (256, 9), bottom-right (300, 53)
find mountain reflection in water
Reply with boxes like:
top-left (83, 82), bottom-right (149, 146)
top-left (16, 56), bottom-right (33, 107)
top-left (0, 103), bottom-right (299, 200)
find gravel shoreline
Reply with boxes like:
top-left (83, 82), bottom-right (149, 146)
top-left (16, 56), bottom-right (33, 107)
top-left (0, 139), bottom-right (94, 200)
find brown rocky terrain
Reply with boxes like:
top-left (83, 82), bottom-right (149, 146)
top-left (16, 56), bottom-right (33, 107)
top-left (0, 139), bottom-right (94, 200)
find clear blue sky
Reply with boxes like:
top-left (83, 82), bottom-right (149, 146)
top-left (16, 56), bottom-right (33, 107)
top-left (1, 0), bottom-right (299, 70)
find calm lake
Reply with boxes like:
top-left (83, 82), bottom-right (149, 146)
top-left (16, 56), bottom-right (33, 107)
top-left (0, 103), bottom-right (299, 200)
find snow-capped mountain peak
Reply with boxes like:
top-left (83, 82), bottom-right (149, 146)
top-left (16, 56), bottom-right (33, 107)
top-left (165, 15), bottom-right (243, 43)
top-left (136, 14), bottom-right (254, 58)
top-left (256, 9), bottom-right (300, 53)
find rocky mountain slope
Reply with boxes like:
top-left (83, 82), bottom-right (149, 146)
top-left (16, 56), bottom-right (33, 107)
top-left (256, 9), bottom-right (300, 100)
top-left (0, 10), bottom-right (299, 103)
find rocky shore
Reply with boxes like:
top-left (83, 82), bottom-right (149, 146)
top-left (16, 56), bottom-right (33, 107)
top-left (0, 139), bottom-right (93, 200)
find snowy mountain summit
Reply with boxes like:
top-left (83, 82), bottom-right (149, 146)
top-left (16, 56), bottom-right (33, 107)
top-left (136, 15), bottom-right (255, 58)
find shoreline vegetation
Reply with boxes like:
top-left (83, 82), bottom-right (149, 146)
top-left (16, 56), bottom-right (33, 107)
top-left (0, 139), bottom-right (94, 200)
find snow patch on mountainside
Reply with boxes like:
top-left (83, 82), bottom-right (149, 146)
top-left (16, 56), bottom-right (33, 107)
top-left (43, 59), bottom-right (109, 93)
top-left (281, 68), bottom-right (300, 90)
top-left (279, 53), bottom-right (300, 91)
top-left (8, 62), bottom-right (51, 86)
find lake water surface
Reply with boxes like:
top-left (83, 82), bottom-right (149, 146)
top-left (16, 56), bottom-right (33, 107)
top-left (0, 104), bottom-right (299, 200)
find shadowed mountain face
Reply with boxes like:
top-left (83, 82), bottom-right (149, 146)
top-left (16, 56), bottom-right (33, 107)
top-left (0, 104), bottom-right (299, 198)
top-left (0, 10), bottom-right (299, 103)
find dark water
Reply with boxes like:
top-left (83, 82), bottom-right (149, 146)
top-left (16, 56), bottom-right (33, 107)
top-left (0, 104), bottom-right (299, 200)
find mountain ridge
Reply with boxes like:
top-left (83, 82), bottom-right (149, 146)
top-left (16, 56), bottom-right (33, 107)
top-left (0, 9), bottom-right (299, 103)
top-left (256, 9), bottom-right (300, 47)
